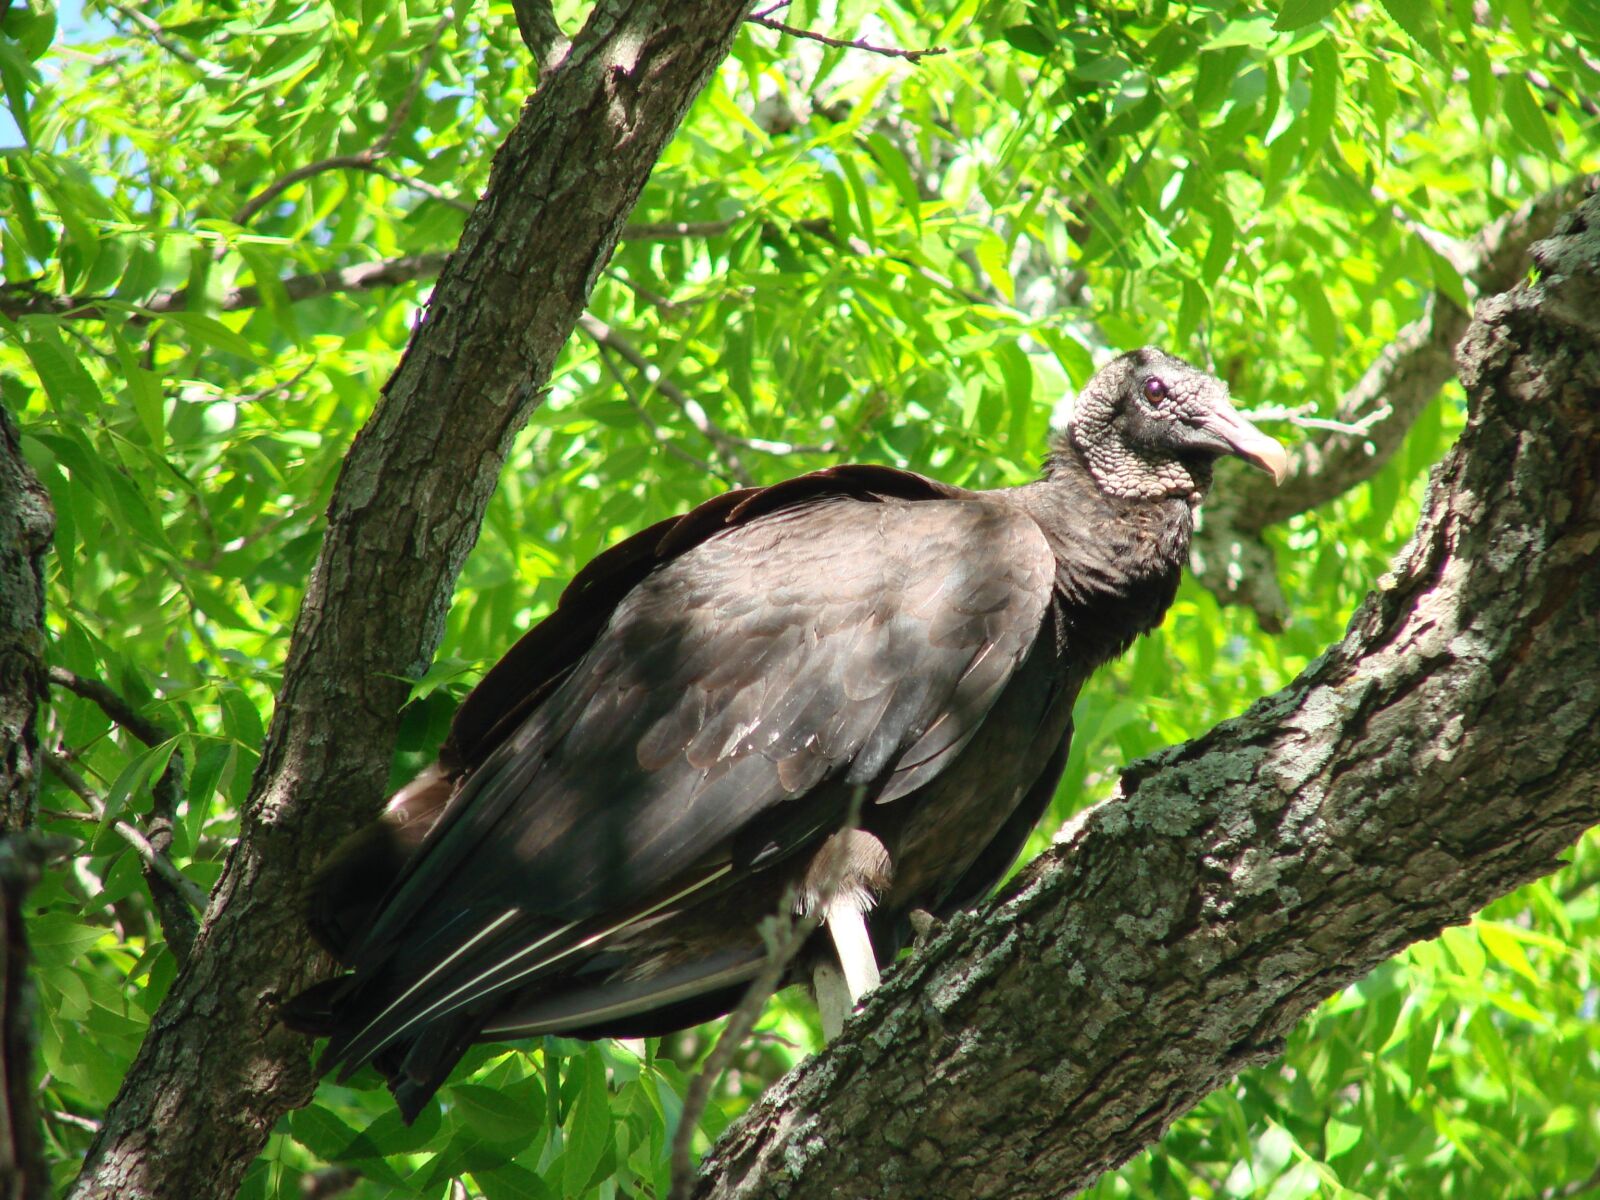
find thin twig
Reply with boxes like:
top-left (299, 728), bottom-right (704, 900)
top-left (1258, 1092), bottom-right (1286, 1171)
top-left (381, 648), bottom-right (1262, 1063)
top-left (299, 1165), bottom-right (362, 1200)
top-left (1242, 402), bottom-right (1392, 438)
top-left (666, 789), bottom-right (870, 1198)
top-left (747, 15), bottom-right (948, 62)
top-left (1538, 1163), bottom-right (1600, 1200)
top-left (45, 667), bottom-right (197, 953)
top-left (580, 315), bottom-right (756, 484)
top-left (235, 362), bottom-right (318, 406)
top-left (371, 14), bottom-right (452, 158)
top-left (48, 667), bottom-right (169, 748)
top-left (50, 1110), bottom-right (103, 1134)
top-left (1450, 62), bottom-right (1600, 119)
top-left (621, 217), bottom-right (744, 240)
top-left (358, 161), bottom-right (474, 213)
top-left (230, 14), bottom-right (454, 227)
top-left (605, 269), bottom-right (715, 316)
top-left (595, 344), bottom-right (734, 483)
top-left (0, 253), bottom-right (453, 323)
top-left (105, 1), bottom-right (225, 75)
top-left (41, 751), bottom-right (209, 915)
top-left (580, 314), bottom-right (836, 466)
top-left (186, 504), bottom-right (313, 572)
top-left (0, 216), bottom-right (840, 322)
top-left (619, 215), bottom-right (827, 241)
top-left (666, 905), bottom-right (821, 1200)
top-left (1188, 175), bottom-right (1593, 630)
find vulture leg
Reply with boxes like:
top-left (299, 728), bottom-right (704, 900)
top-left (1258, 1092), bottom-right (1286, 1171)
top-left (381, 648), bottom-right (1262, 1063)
top-left (813, 961), bottom-right (851, 1042)
top-left (814, 900), bottom-right (881, 1040)
top-left (828, 902), bottom-right (881, 1002)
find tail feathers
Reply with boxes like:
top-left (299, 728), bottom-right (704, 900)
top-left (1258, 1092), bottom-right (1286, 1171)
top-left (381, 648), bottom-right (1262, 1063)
top-left (280, 972), bottom-right (481, 1124)
top-left (286, 954), bottom-right (769, 1124)
top-left (377, 1014), bottom-right (482, 1124)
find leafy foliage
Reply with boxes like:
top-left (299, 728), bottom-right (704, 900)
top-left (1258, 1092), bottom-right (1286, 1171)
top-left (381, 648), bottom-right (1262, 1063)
top-left (5, 0), bottom-right (1598, 1195)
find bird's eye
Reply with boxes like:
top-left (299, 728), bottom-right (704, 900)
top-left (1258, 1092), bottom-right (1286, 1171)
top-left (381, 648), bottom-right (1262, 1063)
top-left (1144, 377), bottom-right (1169, 402)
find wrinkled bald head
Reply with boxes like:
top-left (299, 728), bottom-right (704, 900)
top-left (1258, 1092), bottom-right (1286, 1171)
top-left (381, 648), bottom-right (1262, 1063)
top-left (1058, 348), bottom-right (1287, 502)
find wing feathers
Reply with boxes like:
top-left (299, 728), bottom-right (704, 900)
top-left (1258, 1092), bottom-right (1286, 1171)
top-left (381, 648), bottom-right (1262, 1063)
top-left (310, 482), bottom-right (1060, 1110)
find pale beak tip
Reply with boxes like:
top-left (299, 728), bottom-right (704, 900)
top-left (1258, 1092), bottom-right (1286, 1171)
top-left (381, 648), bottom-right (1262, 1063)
top-left (1232, 428), bottom-right (1290, 486)
top-left (1260, 439), bottom-right (1290, 486)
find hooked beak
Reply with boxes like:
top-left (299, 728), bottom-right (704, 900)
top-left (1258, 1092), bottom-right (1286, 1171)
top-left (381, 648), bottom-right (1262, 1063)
top-left (1199, 405), bottom-right (1289, 485)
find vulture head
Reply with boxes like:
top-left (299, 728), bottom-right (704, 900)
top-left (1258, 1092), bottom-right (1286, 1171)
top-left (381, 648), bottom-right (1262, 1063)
top-left (1060, 347), bottom-right (1289, 500)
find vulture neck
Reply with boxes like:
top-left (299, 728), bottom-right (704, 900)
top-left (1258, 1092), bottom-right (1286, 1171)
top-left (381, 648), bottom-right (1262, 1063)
top-left (1014, 442), bottom-right (1199, 664)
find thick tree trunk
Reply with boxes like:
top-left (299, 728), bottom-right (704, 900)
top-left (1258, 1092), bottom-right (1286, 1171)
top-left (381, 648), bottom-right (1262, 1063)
top-left (67, 4), bottom-right (754, 1198)
top-left (691, 192), bottom-right (1600, 1199)
top-left (0, 402), bottom-right (56, 1200)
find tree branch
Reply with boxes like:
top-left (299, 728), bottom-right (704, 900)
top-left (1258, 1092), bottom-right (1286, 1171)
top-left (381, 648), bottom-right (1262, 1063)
top-left (47, 668), bottom-right (169, 749)
top-left (43, 668), bottom-right (197, 959)
top-left (746, 15), bottom-right (947, 63)
top-left (0, 398), bottom-right (55, 1200)
top-left (1190, 176), bottom-right (1592, 629)
top-left (40, 750), bottom-right (208, 917)
top-left (67, 3), bottom-right (764, 1196)
top-left (509, 0), bottom-right (570, 81)
top-left (0, 214), bottom-right (834, 322)
top-left (689, 191), bottom-right (1600, 1199)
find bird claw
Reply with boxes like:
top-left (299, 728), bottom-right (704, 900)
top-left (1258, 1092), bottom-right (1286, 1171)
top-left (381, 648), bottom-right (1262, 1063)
top-left (907, 908), bottom-right (942, 949)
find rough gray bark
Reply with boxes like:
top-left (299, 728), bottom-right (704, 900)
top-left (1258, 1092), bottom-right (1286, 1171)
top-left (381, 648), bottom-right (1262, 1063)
top-left (691, 192), bottom-right (1600, 1199)
top-left (66, 4), bottom-right (754, 1198)
top-left (0, 401), bottom-right (55, 1200)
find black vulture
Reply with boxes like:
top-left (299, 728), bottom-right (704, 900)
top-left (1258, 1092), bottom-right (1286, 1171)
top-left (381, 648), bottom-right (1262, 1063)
top-left (284, 347), bottom-right (1287, 1120)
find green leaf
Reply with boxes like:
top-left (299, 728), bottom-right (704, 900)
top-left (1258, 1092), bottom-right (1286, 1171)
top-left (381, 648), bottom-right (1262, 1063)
top-left (98, 736), bottom-right (181, 837)
top-left (1301, 38), bottom-right (1341, 162)
top-left (219, 686), bottom-right (265, 749)
top-left (839, 154), bottom-right (876, 248)
top-left (286, 1106), bottom-right (407, 1185)
top-left (560, 1046), bottom-right (612, 1197)
top-left (974, 232), bottom-right (1013, 304)
top-left (1274, 0), bottom-right (1346, 31)
top-left (1365, 56), bottom-right (1395, 146)
top-left (183, 741), bottom-right (234, 850)
top-left (111, 330), bottom-right (165, 452)
top-left (154, 311), bottom-right (265, 363)
top-left (27, 914), bottom-right (108, 966)
top-left (1206, 18), bottom-right (1281, 49)
top-left (1202, 205), bottom-right (1235, 286)
top-left (450, 1083), bottom-right (543, 1145)
top-left (1405, 1008), bottom-right (1438, 1095)
top-left (1466, 1008), bottom-right (1515, 1092)
top-left (287, 1105), bottom-right (352, 1157)
top-left (1500, 75), bottom-right (1559, 157)
top-left (1002, 25), bottom-right (1053, 57)
top-left (1375, 0), bottom-right (1442, 58)
top-left (13, 322), bottom-right (101, 411)
top-left (1324, 1117), bottom-right (1362, 1159)
top-left (864, 133), bottom-right (923, 234)
top-left (1476, 921), bottom-right (1541, 985)
top-left (0, 39), bottom-right (37, 146)
top-left (1440, 925), bottom-right (1486, 979)
top-left (475, 1162), bottom-right (556, 1200)
top-left (404, 655), bottom-right (480, 705)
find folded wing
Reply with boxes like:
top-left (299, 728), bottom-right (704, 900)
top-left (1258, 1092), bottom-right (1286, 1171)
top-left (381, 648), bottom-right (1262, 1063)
top-left (304, 472), bottom-right (1057, 1109)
